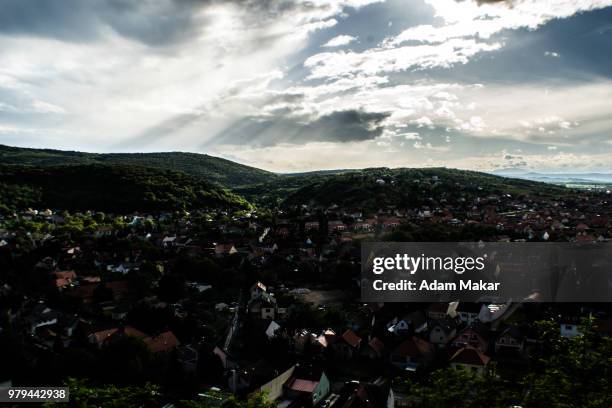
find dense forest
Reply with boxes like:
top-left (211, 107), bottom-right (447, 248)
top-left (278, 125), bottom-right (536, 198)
top-left (0, 164), bottom-right (250, 212)
top-left (0, 144), bottom-right (276, 187)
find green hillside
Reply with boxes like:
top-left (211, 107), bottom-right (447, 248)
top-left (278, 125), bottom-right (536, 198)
top-left (0, 164), bottom-right (250, 213)
top-left (283, 167), bottom-right (571, 209)
top-left (0, 144), bottom-right (276, 187)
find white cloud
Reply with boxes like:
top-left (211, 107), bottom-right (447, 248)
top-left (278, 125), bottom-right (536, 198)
top-left (322, 35), bottom-right (357, 47)
top-left (305, 38), bottom-right (502, 79)
top-left (0, 0), bottom-right (382, 150)
top-left (31, 99), bottom-right (66, 114)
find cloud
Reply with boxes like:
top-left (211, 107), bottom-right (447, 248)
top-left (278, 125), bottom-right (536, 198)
top-left (322, 35), bottom-right (358, 47)
top-left (330, 0), bottom-right (612, 78)
top-left (1, 0), bottom-right (611, 173)
top-left (305, 39), bottom-right (502, 79)
top-left (210, 109), bottom-right (390, 146)
top-left (0, 0), bottom-right (208, 47)
top-left (0, 0), bottom-right (382, 50)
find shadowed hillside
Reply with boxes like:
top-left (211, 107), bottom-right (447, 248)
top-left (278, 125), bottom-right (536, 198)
top-left (0, 164), bottom-right (250, 212)
top-left (0, 145), bottom-right (276, 187)
top-left (283, 167), bottom-right (571, 209)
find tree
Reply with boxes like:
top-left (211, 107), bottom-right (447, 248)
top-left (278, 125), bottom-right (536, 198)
top-left (44, 378), bottom-right (162, 408)
top-left (395, 368), bottom-right (514, 408)
top-left (229, 392), bottom-right (277, 408)
top-left (523, 317), bottom-right (612, 408)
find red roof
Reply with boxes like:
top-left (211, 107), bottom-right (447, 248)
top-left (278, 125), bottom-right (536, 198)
top-left (123, 326), bottom-right (147, 339)
top-left (342, 329), bottom-right (362, 348)
top-left (89, 328), bottom-right (118, 344)
top-left (144, 331), bottom-right (180, 353)
top-left (392, 337), bottom-right (433, 358)
top-left (215, 243), bottom-right (236, 253)
top-left (54, 270), bottom-right (77, 287)
top-left (54, 270), bottom-right (77, 280)
top-left (287, 378), bottom-right (318, 393)
top-left (89, 326), bottom-right (147, 345)
top-left (450, 347), bottom-right (490, 366)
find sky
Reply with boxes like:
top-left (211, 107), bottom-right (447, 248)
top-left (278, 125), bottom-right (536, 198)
top-left (1, 0), bottom-right (612, 173)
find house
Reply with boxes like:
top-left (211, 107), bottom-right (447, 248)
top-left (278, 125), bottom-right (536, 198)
top-left (107, 263), bottom-right (138, 275)
top-left (381, 217), bottom-right (401, 229)
top-left (450, 347), bottom-right (491, 376)
top-left (387, 318), bottom-right (410, 334)
top-left (352, 221), bottom-right (374, 232)
top-left (87, 326), bottom-right (147, 348)
top-left (451, 326), bottom-right (489, 353)
top-left (494, 326), bottom-right (525, 354)
top-left (341, 377), bottom-right (394, 408)
top-left (257, 365), bottom-right (296, 401)
top-left (428, 319), bottom-right (457, 346)
top-left (265, 321), bottom-right (281, 339)
top-left (390, 337), bottom-right (434, 371)
top-left (162, 236), bottom-right (177, 248)
top-left (248, 294), bottom-right (277, 320)
top-left (25, 304), bottom-right (59, 335)
top-left (214, 243), bottom-right (237, 257)
top-left (304, 221), bottom-right (319, 231)
top-left (285, 371), bottom-right (330, 407)
top-left (456, 302), bottom-right (482, 324)
top-left (327, 220), bottom-right (347, 232)
top-left (560, 318), bottom-right (581, 338)
top-left (388, 311), bottom-right (427, 335)
top-left (53, 270), bottom-right (77, 289)
top-left (250, 281), bottom-right (267, 299)
top-left (332, 329), bottom-right (362, 359)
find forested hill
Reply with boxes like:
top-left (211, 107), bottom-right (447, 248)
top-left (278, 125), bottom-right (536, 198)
top-left (0, 164), bottom-right (250, 212)
top-left (0, 144), bottom-right (276, 187)
top-left (283, 167), bottom-right (571, 209)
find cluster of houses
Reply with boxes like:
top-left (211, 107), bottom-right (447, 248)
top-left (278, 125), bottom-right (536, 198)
top-left (1, 178), bottom-right (612, 406)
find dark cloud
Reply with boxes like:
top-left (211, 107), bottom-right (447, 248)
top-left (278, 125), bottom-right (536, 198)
top-left (208, 110), bottom-right (390, 147)
top-left (0, 0), bottom-right (341, 47)
top-left (0, 0), bottom-right (207, 46)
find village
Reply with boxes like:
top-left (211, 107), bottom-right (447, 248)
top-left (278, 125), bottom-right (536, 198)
top-left (1, 175), bottom-right (611, 407)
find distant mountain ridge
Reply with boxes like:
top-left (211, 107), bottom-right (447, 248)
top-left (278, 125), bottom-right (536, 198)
top-left (492, 168), bottom-right (612, 184)
top-left (0, 144), bottom-right (276, 187)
